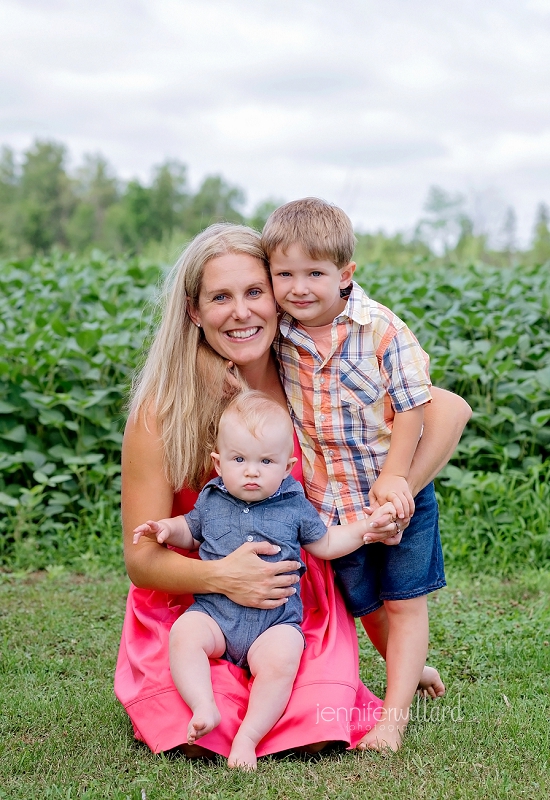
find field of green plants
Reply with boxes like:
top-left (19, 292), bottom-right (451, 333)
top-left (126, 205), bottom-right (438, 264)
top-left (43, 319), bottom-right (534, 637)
top-left (1, 252), bottom-right (549, 572)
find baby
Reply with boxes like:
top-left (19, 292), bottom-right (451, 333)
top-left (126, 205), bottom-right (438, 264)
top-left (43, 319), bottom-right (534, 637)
top-left (133, 390), bottom-right (396, 770)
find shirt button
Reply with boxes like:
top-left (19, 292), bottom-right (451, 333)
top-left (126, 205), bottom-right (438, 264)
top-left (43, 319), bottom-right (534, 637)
top-left (320, 415), bottom-right (325, 422)
top-left (328, 450), bottom-right (334, 456)
top-left (243, 507), bottom-right (250, 513)
top-left (320, 377), bottom-right (325, 385)
top-left (247, 535), bottom-right (254, 542)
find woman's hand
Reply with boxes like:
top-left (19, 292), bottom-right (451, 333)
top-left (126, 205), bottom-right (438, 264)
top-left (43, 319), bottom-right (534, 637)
top-left (363, 504), bottom-right (410, 546)
top-left (213, 540), bottom-right (301, 609)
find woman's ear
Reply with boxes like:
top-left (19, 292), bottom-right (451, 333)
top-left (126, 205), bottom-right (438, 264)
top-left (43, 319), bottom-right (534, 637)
top-left (187, 297), bottom-right (202, 327)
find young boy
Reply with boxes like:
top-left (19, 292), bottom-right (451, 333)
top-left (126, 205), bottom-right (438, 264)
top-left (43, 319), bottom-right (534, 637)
top-left (133, 390), bottom-right (396, 770)
top-left (262, 197), bottom-right (446, 751)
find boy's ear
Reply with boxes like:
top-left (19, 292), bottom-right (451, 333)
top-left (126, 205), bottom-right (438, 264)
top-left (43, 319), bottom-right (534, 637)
top-left (339, 261), bottom-right (356, 290)
top-left (285, 456), bottom-right (298, 477)
top-left (187, 297), bottom-right (202, 327)
top-left (211, 452), bottom-right (222, 476)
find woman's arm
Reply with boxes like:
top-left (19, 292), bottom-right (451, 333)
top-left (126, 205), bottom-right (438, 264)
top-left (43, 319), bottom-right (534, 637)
top-left (122, 410), bottom-right (300, 607)
top-left (407, 386), bottom-right (472, 497)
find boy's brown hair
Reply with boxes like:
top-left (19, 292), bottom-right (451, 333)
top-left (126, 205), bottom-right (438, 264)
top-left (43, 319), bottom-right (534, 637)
top-left (261, 197), bottom-right (356, 269)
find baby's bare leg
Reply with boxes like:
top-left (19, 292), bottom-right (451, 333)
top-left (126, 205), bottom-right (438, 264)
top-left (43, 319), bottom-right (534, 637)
top-left (228, 625), bottom-right (304, 770)
top-left (169, 611), bottom-right (226, 745)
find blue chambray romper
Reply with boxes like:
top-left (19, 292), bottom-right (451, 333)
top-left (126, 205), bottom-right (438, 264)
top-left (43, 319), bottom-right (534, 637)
top-left (184, 475), bottom-right (327, 669)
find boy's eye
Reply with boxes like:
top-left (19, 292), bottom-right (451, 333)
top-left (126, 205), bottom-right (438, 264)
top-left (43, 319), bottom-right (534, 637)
top-left (275, 271), bottom-right (291, 278)
top-left (311, 271), bottom-right (322, 277)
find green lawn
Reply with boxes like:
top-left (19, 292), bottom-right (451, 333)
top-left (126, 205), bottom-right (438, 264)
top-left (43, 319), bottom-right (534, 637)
top-left (1, 569), bottom-right (548, 799)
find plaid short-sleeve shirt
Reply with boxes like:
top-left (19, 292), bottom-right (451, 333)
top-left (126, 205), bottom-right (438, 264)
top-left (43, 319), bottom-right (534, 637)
top-left (275, 282), bottom-right (432, 526)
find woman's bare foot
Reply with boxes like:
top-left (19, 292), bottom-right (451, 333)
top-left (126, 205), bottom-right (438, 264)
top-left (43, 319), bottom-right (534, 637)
top-left (187, 703), bottom-right (221, 745)
top-left (417, 665), bottom-right (445, 699)
top-left (228, 733), bottom-right (257, 771)
top-left (357, 721), bottom-right (403, 753)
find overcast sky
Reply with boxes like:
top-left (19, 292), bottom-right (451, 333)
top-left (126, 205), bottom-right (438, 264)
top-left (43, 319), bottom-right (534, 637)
top-left (1, 0), bottom-right (549, 242)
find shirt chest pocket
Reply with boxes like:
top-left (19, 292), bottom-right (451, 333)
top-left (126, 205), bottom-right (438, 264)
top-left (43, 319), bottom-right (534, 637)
top-left (259, 507), bottom-right (298, 546)
top-left (339, 358), bottom-right (381, 408)
top-left (200, 508), bottom-right (234, 540)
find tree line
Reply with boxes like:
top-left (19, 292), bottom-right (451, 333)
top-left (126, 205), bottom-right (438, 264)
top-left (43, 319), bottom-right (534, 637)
top-left (1, 139), bottom-right (549, 266)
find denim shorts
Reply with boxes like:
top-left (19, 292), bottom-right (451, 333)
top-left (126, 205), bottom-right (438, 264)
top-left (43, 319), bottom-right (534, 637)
top-left (331, 482), bottom-right (446, 617)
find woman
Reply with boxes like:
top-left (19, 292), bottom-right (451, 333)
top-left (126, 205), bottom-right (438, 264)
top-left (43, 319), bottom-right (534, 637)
top-left (115, 223), bottom-right (471, 757)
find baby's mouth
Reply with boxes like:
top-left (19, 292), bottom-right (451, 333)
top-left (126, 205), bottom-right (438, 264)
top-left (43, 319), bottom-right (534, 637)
top-left (225, 327), bottom-right (260, 340)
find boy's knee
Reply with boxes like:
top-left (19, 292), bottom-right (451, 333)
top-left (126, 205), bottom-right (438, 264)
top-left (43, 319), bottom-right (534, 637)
top-left (384, 595), bottom-right (427, 617)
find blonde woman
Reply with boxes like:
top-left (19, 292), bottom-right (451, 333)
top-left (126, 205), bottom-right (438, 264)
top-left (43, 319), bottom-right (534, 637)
top-left (115, 223), bottom-right (471, 757)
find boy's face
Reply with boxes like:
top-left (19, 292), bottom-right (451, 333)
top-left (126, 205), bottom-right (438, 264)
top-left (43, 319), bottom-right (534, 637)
top-left (211, 415), bottom-right (297, 503)
top-left (270, 244), bottom-right (356, 327)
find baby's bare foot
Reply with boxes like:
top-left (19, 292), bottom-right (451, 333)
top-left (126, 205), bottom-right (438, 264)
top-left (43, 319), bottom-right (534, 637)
top-left (357, 721), bottom-right (403, 753)
top-left (228, 733), bottom-right (258, 771)
top-left (187, 703), bottom-right (221, 745)
top-left (417, 665), bottom-right (445, 699)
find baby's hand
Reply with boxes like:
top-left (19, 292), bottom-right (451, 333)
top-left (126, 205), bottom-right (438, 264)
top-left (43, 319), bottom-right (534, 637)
top-left (363, 501), bottom-right (402, 545)
top-left (369, 474), bottom-right (415, 520)
top-left (133, 519), bottom-right (172, 546)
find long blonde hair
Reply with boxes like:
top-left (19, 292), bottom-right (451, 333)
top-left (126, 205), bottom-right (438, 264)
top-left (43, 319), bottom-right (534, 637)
top-left (130, 223), bottom-right (269, 491)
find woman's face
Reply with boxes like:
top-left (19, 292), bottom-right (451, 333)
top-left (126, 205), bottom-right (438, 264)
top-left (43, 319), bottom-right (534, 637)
top-left (189, 252), bottom-right (278, 368)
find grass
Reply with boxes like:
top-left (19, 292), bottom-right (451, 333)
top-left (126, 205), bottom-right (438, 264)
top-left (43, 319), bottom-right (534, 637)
top-left (1, 569), bottom-right (549, 799)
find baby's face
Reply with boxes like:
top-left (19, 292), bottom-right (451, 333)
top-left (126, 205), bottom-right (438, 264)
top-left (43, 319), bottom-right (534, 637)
top-left (212, 416), bottom-right (296, 503)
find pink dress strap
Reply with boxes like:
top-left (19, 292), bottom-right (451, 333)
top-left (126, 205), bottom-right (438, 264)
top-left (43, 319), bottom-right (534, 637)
top-left (114, 433), bottom-right (382, 754)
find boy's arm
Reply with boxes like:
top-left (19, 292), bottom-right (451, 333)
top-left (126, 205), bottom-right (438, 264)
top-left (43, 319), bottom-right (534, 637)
top-left (133, 514), bottom-right (200, 550)
top-left (369, 405), bottom-right (425, 518)
top-left (304, 502), bottom-right (398, 559)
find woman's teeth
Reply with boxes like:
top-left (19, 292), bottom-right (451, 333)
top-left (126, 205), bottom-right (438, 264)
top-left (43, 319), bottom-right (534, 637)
top-left (226, 327), bottom-right (259, 339)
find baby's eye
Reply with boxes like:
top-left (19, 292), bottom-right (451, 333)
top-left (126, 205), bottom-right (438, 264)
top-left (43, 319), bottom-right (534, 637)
top-left (261, 458), bottom-right (272, 465)
top-left (234, 456), bottom-right (244, 463)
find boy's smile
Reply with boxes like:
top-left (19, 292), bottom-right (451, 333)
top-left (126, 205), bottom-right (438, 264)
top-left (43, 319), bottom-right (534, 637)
top-left (270, 244), bottom-right (356, 327)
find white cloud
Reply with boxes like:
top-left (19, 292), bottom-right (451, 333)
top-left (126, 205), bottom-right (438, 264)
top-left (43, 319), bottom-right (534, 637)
top-left (0, 0), bottom-right (549, 242)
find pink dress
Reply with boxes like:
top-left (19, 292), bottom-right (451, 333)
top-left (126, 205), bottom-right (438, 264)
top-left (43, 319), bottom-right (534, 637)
top-left (114, 444), bottom-right (382, 755)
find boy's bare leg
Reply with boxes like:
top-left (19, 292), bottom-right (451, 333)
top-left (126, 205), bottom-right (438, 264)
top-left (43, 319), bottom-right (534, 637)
top-left (361, 604), bottom-right (445, 699)
top-left (228, 625), bottom-right (304, 770)
top-left (358, 596), bottom-right (430, 752)
top-left (169, 611), bottom-right (226, 745)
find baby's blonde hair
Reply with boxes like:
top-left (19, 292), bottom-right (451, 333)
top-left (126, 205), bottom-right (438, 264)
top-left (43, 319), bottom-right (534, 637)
top-left (262, 197), bottom-right (356, 269)
top-left (219, 391), bottom-right (294, 457)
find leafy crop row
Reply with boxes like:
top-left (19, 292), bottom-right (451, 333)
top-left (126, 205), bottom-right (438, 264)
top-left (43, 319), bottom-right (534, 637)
top-left (1, 253), bottom-right (549, 571)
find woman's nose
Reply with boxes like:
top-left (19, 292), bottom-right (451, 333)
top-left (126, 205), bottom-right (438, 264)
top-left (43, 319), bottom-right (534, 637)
top-left (231, 297), bottom-right (252, 320)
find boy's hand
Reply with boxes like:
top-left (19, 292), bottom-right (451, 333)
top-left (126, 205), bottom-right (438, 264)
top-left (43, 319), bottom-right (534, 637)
top-left (133, 519), bottom-right (174, 546)
top-left (369, 474), bottom-right (415, 519)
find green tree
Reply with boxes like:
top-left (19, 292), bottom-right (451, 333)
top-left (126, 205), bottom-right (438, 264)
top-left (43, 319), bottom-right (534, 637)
top-left (531, 203), bottom-right (550, 264)
top-left (248, 198), bottom-right (282, 232)
top-left (18, 139), bottom-right (74, 252)
top-left (416, 186), bottom-right (468, 256)
top-left (0, 146), bottom-right (19, 254)
top-left (183, 175), bottom-right (245, 236)
top-left (66, 154), bottom-right (119, 251)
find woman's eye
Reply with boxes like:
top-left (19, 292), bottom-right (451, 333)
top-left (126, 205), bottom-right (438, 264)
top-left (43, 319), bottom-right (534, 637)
top-left (248, 288), bottom-right (262, 297)
top-left (213, 294), bottom-right (227, 302)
